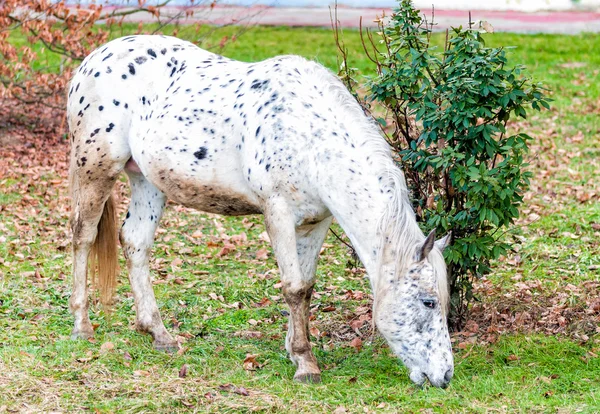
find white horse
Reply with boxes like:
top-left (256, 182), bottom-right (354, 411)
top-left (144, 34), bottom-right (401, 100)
top-left (67, 35), bottom-right (453, 387)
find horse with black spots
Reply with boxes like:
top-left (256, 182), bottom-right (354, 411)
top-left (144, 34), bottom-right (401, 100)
top-left (67, 35), bottom-right (453, 387)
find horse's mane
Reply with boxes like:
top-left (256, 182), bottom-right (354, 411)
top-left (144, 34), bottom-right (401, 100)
top-left (297, 58), bottom-right (449, 313)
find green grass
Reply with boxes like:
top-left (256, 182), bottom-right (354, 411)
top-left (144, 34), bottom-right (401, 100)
top-left (1, 24), bottom-right (600, 412)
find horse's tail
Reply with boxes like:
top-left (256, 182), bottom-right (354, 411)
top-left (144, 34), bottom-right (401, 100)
top-left (91, 193), bottom-right (119, 308)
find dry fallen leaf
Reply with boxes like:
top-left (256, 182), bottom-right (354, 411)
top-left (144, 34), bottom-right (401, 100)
top-left (350, 337), bottom-right (362, 352)
top-left (218, 383), bottom-right (234, 392)
top-left (234, 331), bottom-right (263, 339)
top-left (234, 387), bottom-right (249, 396)
top-left (255, 248), bottom-right (269, 260)
top-left (217, 242), bottom-right (236, 257)
top-left (254, 297), bottom-right (271, 307)
top-left (243, 354), bottom-right (261, 371)
top-left (218, 383), bottom-right (249, 396)
top-left (309, 326), bottom-right (320, 338)
top-left (100, 342), bottom-right (114, 353)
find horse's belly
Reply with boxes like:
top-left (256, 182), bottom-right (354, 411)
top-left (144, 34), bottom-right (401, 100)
top-left (144, 162), bottom-right (262, 216)
top-left (172, 188), bottom-right (262, 216)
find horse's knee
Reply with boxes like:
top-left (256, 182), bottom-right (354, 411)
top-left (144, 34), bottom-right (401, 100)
top-left (135, 310), bottom-right (161, 333)
top-left (69, 294), bottom-right (87, 312)
top-left (289, 337), bottom-right (312, 355)
top-left (283, 282), bottom-right (314, 306)
top-left (70, 196), bottom-right (107, 248)
top-left (71, 215), bottom-right (96, 250)
top-left (119, 225), bottom-right (152, 262)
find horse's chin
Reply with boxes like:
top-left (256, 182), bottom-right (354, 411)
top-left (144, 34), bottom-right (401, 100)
top-left (390, 348), bottom-right (426, 386)
top-left (408, 368), bottom-right (426, 387)
top-left (396, 351), bottom-right (452, 388)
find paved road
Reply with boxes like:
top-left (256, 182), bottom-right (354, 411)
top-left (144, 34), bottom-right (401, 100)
top-left (118, 5), bottom-right (600, 34)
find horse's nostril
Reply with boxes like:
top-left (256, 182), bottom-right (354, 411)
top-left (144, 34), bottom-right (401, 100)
top-left (444, 368), bottom-right (453, 382)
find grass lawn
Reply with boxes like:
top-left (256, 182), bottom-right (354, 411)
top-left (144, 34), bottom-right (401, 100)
top-left (1, 22), bottom-right (599, 413)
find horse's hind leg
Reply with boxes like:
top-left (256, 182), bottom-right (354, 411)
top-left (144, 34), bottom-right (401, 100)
top-left (70, 174), bottom-right (119, 340)
top-left (119, 170), bottom-right (177, 351)
top-left (265, 198), bottom-right (332, 383)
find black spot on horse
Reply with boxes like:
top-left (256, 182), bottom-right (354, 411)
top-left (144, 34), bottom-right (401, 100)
top-left (113, 99), bottom-right (120, 106)
top-left (194, 147), bottom-right (208, 160)
top-left (106, 123), bottom-right (115, 133)
top-left (128, 63), bottom-right (136, 75)
top-left (147, 49), bottom-right (157, 58)
top-left (135, 56), bottom-right (147, 64)
top-left (79, 96), bottom-right (85, 104)
top-left (102, 53), bottom-right (113, 62)
top-left (250, 79), bottom-right (269, 90)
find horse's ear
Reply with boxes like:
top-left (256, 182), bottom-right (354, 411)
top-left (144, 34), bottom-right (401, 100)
top-left (435, 231), bottom-right (452, 252)
top-left (417, 229), bottom-right (436, 262)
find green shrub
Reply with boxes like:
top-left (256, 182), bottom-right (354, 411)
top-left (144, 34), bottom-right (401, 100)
top-left (336, 0), bottom-right (550, 327)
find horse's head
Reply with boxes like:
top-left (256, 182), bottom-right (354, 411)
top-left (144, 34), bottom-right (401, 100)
top-left (374, 229), bottom-right (453, 388)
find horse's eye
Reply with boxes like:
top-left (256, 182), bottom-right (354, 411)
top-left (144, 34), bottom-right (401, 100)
top-left (422, 299), bottom-right (436, 309)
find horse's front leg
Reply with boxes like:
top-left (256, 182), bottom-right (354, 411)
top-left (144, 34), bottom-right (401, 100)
top-left (120, 172), bottom-right (177, 351)
top-left (265, 199), bottom-right (332, 383)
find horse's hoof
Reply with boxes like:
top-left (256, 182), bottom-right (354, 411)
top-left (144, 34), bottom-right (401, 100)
top-left (153, 340), bottom-right (179, 353)
top-left (294, 372), bottom-right (321, 384)
top-left (71, 323), bottom-right (94, 341)
top-left (71, 328), bottom-right (94, 340)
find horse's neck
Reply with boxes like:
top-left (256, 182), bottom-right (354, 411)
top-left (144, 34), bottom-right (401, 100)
top-left (332, 201), bottom-right (383, 277)
top-left (325, 160), bottom-right (407, 280)
top-left (307, 73), bottom-right (420, 282)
